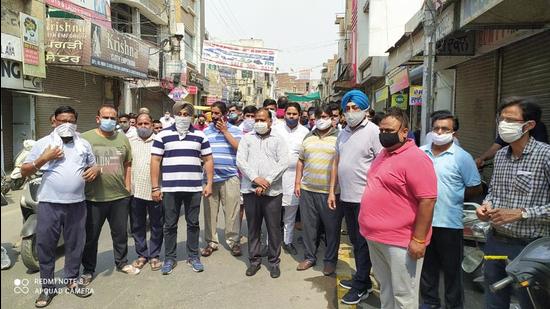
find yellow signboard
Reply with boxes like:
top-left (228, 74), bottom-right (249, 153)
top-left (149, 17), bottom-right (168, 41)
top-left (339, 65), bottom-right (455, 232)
top-left (391, 93), bottom-right (408, 110)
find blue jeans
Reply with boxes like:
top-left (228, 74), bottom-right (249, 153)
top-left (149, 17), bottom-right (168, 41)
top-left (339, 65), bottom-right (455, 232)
top-left (130, 198), bottom-right (164, 259)
top-left (483, 231), bottom-right (533, 309)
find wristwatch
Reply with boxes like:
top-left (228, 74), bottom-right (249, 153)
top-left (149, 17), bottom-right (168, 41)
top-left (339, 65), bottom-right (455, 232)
top-left (521, 209), bottom-right (529, 220)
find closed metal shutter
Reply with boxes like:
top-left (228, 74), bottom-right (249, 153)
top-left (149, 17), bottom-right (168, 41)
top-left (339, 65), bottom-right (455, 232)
top-left (501, 31), bottom-right (550, 132)
top-left (454, 52), bottom-right (498, 157)
top-left (35, 67), bottom-right (104, 138)
top-left (137, 88), bottom-right (165, 120)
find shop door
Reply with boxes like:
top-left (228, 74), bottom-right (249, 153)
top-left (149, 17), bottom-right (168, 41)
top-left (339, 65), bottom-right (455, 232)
top-left (12, 94), bottom-right (35, 160)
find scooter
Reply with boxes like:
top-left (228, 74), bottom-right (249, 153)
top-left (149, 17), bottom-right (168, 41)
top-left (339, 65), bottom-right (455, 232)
top-left (491, 237), bottom-right (550, 309)
top-left (19, 177), bottom-right (64, 273)
top-left (7, 140), bottom-right (36, 191)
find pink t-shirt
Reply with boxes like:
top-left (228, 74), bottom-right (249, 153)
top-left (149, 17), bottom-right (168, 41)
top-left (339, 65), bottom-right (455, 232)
top-left (359, 139), bottom-right (437, 248)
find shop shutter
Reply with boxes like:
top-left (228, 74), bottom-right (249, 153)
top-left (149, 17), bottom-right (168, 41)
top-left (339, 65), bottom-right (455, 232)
top-left (501, 31), bottom-right (550, 132)
top-left (137, 88), bottom-right (165, 120)
top-left (454, 52), bottom-right (498, 157)
top-left (35, 67), bottom-right (104, 138)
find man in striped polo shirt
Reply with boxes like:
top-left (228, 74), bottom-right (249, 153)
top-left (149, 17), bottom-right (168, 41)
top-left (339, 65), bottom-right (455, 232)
top-left (295, 105), bottom-right (342, 276)
top-left (151, 102), bottom-right (214, 275)
top-left (201, 101), bottom-right (244, 257)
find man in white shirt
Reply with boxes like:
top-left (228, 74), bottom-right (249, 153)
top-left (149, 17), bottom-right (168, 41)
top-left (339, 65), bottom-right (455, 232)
top-left (160, 111), bottom-right (175, 128)
top-left (273, 102), bottom-right (309, 255)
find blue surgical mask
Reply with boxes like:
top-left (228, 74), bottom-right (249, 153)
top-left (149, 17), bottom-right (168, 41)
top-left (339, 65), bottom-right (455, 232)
top-left (100, 118), bottom-right (117, 132)
top-left (285, 118), bottom-right (298, 127)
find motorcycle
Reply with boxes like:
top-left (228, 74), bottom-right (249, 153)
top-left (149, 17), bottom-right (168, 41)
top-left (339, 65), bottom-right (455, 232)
top-left (19, 177), bottom-right (64, 273)
top-left (490, 237), bottom-right (550, 309)
top-left (6, 140), bottom-right (36, 191)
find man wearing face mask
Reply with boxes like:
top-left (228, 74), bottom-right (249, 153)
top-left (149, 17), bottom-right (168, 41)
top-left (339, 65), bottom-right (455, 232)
top-left (160, 111), bottom-right (175, 129)
top-left (80, 104), bottom-right (140, 285)
top-left (193, 114), bottom-right (208, 131)
top-left (228, 104), bottom-right (243, 126)
top-left (151, 102), bottom-right (214, 275)
top-left (22, 106), bottom-right (98, 306)
top-left (272, 102), bottom-right (309, 256)
top-left (239, 105), bottom-right (257, 134)
top-left (328, 89), bottom-right (383, 305)
top-left (118, 114), bottom-right (137, 139)
top-left (201, 101), bottom-right (244, 258)
top-left (359, 107), bottom-right (437, 309)
top-left (295, 105), bottom-right (342, 276)
top-left (128, 113), bottom-right (164, 272)
top-left (236, 108), bottom-right (288, 278)
top-left (476, 98), bottom-right (550, 309)
top-left (419, 111), bottom-right (482, 309)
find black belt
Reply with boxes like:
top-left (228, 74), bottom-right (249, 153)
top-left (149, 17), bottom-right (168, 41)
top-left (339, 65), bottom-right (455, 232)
top-left (491, 229), bottom-right (539, 246)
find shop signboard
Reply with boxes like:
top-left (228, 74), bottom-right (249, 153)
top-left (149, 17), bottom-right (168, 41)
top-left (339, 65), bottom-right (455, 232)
top-left (188, 69), bottom-right (206, 90)
top-left (391, 93), bottom-right (408, 110)
top-left (45, 18), bottom-right (91, 65)
top-left (436, 31), bottom-right (475, 56)
top-left (1, 33), bottom-right (22, 61)
top-left (188, 85), bottom-right (198, 95)
top-left (375, 86), bottom-right (388, 104)
top-left (90, 24), bottom-right (149, 79)
top-left (45, 0), bottom-right (112, 28)
top-left (19, 13), bottom-right (46, 78)
top-left (387, 67), bottom-right (409, 94)
top-left (1, 58), bottom-right (43, 91)
top-left (409, 85), bottom-right (423, 106)
top-left (168, 86), bottom-right (189, 101)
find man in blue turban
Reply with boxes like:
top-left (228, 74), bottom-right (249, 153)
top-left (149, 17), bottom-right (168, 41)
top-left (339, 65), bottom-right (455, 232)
top-left (329, 89), bottom-right (383, 304)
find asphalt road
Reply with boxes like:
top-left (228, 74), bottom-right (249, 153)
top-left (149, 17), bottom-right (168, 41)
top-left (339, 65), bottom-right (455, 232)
top-left (1, 189), bottom-right (484, 309)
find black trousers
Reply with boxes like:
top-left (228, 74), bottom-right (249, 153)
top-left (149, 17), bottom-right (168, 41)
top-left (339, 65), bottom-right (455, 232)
top-left (37, 202), bottom-right (86, 293)
top-left (341, 201), bottom-right (373, 291)
top-left (162, 191), bottom-right (201, 261)
top-left (244, 193), bottom-right (282, 267)
top-left (82, 197), bottom-right (131, 273)
top-left (130, 198), bottom-right (164, 259)
top-left (420, 227), bottom-right (464, 309)
top-left (300, 190), bottom-right (343, 266)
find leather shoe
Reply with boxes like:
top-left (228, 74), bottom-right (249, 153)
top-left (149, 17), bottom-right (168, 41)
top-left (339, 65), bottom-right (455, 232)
top-left (230, 244), bottom-right (242, 257)
top-left (245, 264), bottom-right (261, 276)
top-left (296, 260), bottom-right (315, 271)
top-left (323, 264), bottom-right (336, 276)
top-left (270, 265), bottom-right (280, 278)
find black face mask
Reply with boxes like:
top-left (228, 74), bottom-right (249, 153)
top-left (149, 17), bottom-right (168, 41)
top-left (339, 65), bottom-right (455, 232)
top-left (379, 132), bottom-right (402, 148)
top-left (300, 117), bottom-right (308, 125)
top-left (61, 136), bottom-right (74, 144)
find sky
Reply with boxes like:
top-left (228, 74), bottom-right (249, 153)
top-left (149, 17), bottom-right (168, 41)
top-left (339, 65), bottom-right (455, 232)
top-left (205, 0), bottom-right (345, 79)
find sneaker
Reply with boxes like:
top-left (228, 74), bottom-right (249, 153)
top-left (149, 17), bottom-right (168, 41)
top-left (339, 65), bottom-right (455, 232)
top-left (282, 243), bottom-right (298, 255)
top-left (161, 259), bottom-right (177, 275)
top-left (339, 279), bottom-right (353, 290)
top-left (341, 288), bottom-right (371, 305)
top-left (1, 246), bottom-right (11, 270)
top-left (187, 258), bottom-right (204, 272)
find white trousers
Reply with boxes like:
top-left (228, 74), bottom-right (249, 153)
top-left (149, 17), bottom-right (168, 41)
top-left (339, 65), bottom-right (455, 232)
top-left (282, 204), bottom-right (299, 245)
top-left (368, 240), bottom-right (424, 309)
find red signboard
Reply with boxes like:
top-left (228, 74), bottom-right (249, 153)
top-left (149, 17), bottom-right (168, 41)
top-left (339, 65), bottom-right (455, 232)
top-left (188, 85), bottom-right (198, 95)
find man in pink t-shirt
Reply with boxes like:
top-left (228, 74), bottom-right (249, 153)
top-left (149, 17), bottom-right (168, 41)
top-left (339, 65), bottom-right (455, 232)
top-left (359, 108), bottom-right (437, 309)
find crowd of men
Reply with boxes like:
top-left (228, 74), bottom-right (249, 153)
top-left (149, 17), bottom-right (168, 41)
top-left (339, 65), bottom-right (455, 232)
top-left (21, 90), bottom-right (549, 309)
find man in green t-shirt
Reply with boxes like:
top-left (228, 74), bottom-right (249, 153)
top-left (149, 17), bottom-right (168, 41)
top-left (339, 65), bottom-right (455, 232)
top-left (80, 104), bottom-right (140, 285)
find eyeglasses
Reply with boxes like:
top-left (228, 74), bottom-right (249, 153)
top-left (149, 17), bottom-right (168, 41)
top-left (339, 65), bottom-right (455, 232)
top-left (432, 126), bottom-right (453, 134)
top-left (498, 117), bottom-right (524, 124)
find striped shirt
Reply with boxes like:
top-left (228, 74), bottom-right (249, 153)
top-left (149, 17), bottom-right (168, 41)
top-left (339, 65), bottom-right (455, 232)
top-left (299, 128), bottom-right (339, 194)
top-left (151, 125), bottom-right (212, 192)
top-left (129, 135), bottom-right (154, 200)
top-left (204, 123), bottom-right (243, 182)
top-left (484, 137), bottom-right (550, 238)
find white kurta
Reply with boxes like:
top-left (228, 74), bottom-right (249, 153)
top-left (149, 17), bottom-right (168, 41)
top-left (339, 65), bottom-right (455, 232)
top-left (273, 123), bottom-right (310, 206)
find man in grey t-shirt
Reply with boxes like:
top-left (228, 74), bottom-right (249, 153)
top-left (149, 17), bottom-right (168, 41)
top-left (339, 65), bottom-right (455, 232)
top-left (328, 90), bottom-right (383, 305)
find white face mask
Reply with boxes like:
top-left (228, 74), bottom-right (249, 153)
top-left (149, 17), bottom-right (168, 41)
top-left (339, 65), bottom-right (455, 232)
top-left (242, 118), bottom-right (255, 133)
top-left (254, 122), bottom-right (269, 135)
top-left (315, 118), bottom-right (332, 131)
top-left (498, 121), bottom-right (528, 143)
top-left (55, 123), bottom-right (77, 137)
top-left (432, 132), bottom-right (454, 146)
top-left (175, 116), bottom-right (192, 136)
top-left (345, 110), bottom-right (366, 128)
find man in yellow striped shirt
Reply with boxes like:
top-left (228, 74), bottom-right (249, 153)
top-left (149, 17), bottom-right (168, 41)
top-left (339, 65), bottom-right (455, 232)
top-left (295, 105), bottom-right (342, 276)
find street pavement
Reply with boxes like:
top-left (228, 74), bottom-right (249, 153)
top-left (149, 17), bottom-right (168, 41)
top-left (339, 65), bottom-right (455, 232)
top-left (1, 189), bottom-right (484, 308)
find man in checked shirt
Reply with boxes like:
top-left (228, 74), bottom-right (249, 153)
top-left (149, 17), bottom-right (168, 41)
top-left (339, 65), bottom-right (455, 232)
top-left (476, 97), bottom-right (550, 309)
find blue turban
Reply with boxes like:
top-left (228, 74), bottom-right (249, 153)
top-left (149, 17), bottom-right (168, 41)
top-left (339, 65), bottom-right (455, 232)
top-left (341, 90), bottom-right (370, 111)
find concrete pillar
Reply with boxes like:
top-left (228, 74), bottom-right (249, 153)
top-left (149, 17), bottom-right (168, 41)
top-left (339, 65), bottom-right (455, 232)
top-left (122, 81), bottom-right (133, 113)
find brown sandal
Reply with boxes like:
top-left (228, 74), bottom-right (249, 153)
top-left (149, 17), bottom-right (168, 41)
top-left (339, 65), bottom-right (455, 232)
top-left (150, 258), bottom-right (162, 271)
top-left (200, 245), bottom-right (218, 257)
top-left (132, 257), bottom-right (148, 269)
